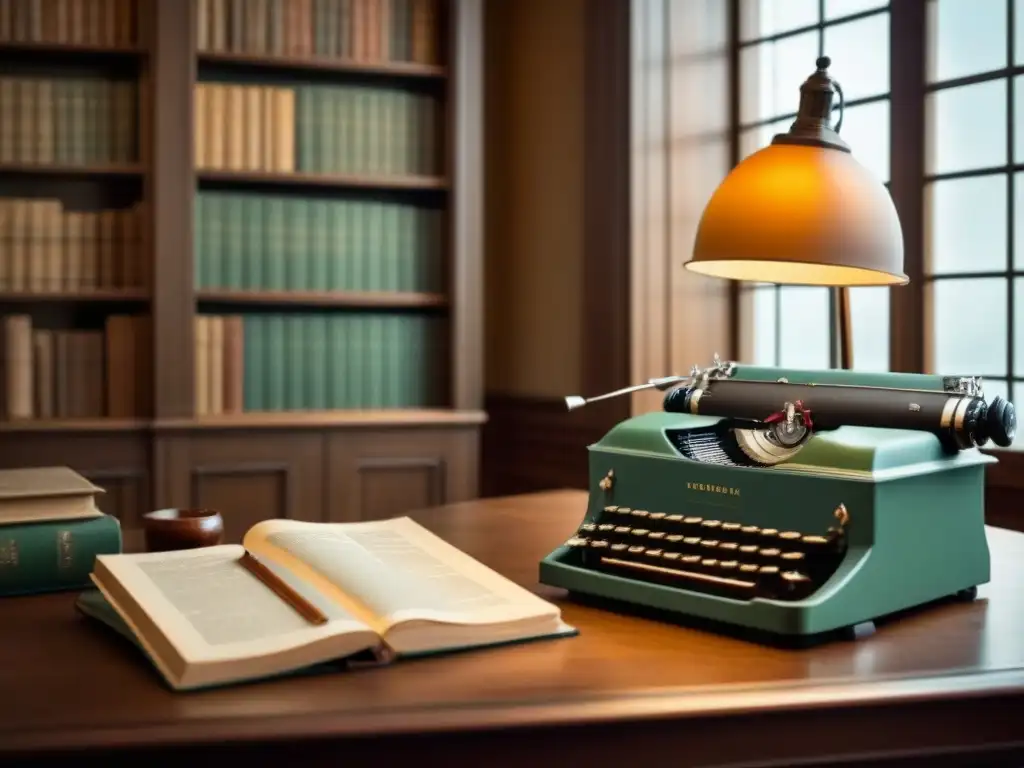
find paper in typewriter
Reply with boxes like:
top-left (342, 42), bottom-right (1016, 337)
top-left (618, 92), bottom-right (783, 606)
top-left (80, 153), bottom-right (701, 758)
top-left (243, 516), bottom-right (566, 655)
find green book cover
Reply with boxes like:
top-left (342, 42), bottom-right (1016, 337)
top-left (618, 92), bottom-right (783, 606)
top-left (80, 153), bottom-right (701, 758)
top-left (288, 199), bottom-right (309, 290)
top-left (243, 314), bottom-right (264, 410)
top-left (328, 313), bottom-right (349, 408)
top-left (310, 199), bottom-right (329, 290)
top-left (286, 314), bottom-right (306, 409)
top-left (307, 314), bottom-right (328, 410)
top-left (243, 195), bottom-right (266, 290)
top-left (0, 514), bottom-right (121, 597)
top-left (266, 198), bottom-right (286, 289)
top-left (194, 194), bottom-right (206, 289)
top-left (224, 195), bottom-right (245, 289)
top-left (266, 314), bottom-right (286, 409)
top-left (349, 200), bottom-right (365, 291)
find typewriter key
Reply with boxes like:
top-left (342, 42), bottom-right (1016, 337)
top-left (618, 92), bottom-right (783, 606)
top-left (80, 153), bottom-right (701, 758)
top-left (648, 531), bottom-right (666, 540)
top-left (720, 560), bottom-right (739, 571)
top-left (759, 565), bottom-right (779, 575)
top-left (717, 542), bottom-right (739, 552)
top-left (566, 537), bottom-right (588, 547)
top-left (645, 548), bottom-right (664, 557)
top-left (632, 528), bottom-right (650, 537)
top-left (581, 523), bottom-right (597, 532)
top-left (631, 510), bottom-right (649, 518)
top-left (627, 545), bottom-right (645, 554)
top-left (665, 534), bottom-right (683, 543)
top-left (778, 531), bottom-right (802, 542)
top-left (683, 536), bottom-right (701, 546)
top-left (701, 520), bottom-right (722, 530)
top-left (661, 552), bottom-right (681, 560)
top-left (681, 554), bottom-right (701, 565)
top-left (666, 514), bottom-right (684, 523)
top-left (721, 522), bottom-right (742, 533)
top-left (598, 523), bottom-right (616, 531)
top-left (617, 507), bottom-right (632, 514)
top-left (647, 512), bottom-right (667, 521)
top-left (610, 543), bottom-right (628, 552)
top-left (684, 516), bottom-right (703, 525)
top-left (739, 564), bottom-right (760, 574)
top-left (614, 526), bottom-right (630, 534)
top-left (603, 506), bottom-right (619, 514)
top-left (741, 525), bottom-right (760, 535)
top-left (781, 551), bottom-right (805, 562)
top-left (701, 539), bottom-right (720, 549)
top-left (760, 547), bottom-right (781, 559)
top-left (739, 544), bottom-right (759, 556)
top-left (591, 540), bottom-right (610, 549)
top-left (760, 528), bottom-right (779, 540)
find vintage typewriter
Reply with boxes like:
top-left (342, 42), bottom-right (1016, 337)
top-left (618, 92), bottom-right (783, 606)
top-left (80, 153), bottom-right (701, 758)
top-left (539, 357), bottom-right (1017, 643)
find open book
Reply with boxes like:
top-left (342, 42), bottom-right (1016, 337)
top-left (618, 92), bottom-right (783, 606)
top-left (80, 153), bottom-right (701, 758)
top-left (85, 516), bottom-right (575, 691)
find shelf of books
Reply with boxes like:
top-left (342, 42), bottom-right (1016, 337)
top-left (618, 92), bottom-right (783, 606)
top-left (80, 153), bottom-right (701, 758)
top-left (192, 0), bottom-right (454, 422)
top-left (0, 0), bottom-right (151, 429)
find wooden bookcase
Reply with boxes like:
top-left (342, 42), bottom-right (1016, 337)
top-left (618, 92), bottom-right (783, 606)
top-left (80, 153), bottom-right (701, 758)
top-left (0, 0), bottom-right (484, 550)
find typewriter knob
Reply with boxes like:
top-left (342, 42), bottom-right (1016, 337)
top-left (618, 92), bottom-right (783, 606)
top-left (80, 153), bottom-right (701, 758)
top-left (983, 395), bottom-right (1016, 447)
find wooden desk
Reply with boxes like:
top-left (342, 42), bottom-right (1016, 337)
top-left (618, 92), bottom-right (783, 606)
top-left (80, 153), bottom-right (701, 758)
top-left (2, 489), bottom-right (1023, 767)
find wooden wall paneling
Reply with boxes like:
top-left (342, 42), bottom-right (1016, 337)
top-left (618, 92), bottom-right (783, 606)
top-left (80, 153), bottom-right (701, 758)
top-left (149, 0), bottom-right (195, 419)
top-left (450, 0), bottom-right (485, 412)
top-left (581, 0), bottom-right (632, 431)
top-left (154, 432), bottom-right (326, 543)
top-left (325, 427), bottom-right (479, 523)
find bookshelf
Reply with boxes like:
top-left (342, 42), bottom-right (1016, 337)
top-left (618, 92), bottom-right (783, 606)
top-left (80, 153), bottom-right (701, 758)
top-left (0, 0), bottom-right (484, 546)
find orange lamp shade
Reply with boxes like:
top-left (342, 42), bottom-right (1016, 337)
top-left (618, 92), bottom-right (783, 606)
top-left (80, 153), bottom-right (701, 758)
top-left (685, 57), bottom-right (907, 287)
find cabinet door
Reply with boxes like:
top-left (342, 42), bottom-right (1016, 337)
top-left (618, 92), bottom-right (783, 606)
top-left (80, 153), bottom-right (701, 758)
top-left (0, 431), bottom-right (151, 551)
top-left (155, 432), bottom-right (326, 544)
top-left (325, 427), bottom-right (479, 522)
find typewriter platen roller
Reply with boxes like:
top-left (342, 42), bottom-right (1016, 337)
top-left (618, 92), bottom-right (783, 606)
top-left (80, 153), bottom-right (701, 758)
top-left (540, 358), bottom-right (1012, 644)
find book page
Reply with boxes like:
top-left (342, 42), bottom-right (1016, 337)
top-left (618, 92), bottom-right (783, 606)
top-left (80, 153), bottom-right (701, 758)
top-left (94, 545), bottom-right (373, 665)
top-left (245, 518), bottom-right (561, 630)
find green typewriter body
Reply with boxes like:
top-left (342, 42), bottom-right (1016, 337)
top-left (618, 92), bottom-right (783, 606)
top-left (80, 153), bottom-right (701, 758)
top-left (539, 365), bottom-right (997, 641)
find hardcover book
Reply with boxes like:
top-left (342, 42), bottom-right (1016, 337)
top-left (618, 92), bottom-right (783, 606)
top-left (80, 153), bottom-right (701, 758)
top-left (83, 516), bottom-right (576, 691)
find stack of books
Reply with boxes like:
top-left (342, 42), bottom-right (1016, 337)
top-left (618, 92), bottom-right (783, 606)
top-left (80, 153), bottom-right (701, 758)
top-left (0, 466), bottom-right (122, 597)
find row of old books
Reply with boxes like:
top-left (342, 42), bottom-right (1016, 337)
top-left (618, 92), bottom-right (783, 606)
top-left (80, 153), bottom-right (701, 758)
top-left (2, 313), bottom-right (149, 420)
top-left (193, 81), bottom-right (438, 176)
top-left (194, 192), bottom-right (443, 293)
top-left (0, 198), bottom-right (144, 292)
top-left (0, 75), bottom-right (139, 166)
top-left (0, 0), bottom-right (137, 47)
top-left (195, 311), bottom-right (441, 415)
top-left (197, 0), bottom-right (440, 64)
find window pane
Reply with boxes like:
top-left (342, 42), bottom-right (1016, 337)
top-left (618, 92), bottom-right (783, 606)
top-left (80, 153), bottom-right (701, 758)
top-left (740, 286), bottom-right (778, 364)
top-left (929, 278), bottom-right (1007, 376)
top-left (739, 117), bottom-right (793, 159)
top-left (824, 0), bottom-right (888, 19)
top-left (822, 13), bottom-right (890, 101)
top-left (740, 0), bottom-right (819, 41)
top-left (740, 32), bottom-right (820, 123)
top-left (849, 286), bottom-right (889, 371)
top-left (1014, 77), bottom-right (1024, 163)
top-left (1017, 0), bottom-right (1024, 65)
top-left (926, 80), bottom-right (1007, 175)
top-left (1015, 278), bottom-right (1024, 375)
top-left (779, 286), bottom-right (831, 369)
top-left (840, 99), bottom-right (890, 182)
top-left (926, 0), bottom-right (1007, 83)
top-left (925, 176), bottom-right (1008, 275)
top-left (1015, 174), bottom-right (1024, 269)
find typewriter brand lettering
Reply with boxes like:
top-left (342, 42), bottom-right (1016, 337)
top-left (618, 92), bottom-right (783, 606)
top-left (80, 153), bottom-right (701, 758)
top-left (56, 530), bottom-right (73, 570)
top-left (687, 482), bottom-right (740, 497)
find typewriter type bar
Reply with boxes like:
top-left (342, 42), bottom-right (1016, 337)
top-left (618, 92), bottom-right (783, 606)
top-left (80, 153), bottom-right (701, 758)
top-left (563, 504), bottom-right (849, 602)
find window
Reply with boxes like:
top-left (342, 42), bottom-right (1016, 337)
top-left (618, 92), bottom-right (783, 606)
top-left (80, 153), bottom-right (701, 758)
top-left (924, 0), bottom-right (1018, 424)
top-left (736, 0), bottom-right (892, 372)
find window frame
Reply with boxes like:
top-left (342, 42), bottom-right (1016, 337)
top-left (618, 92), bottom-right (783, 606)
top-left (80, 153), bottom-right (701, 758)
top-left (725, 0), bottom-right (1024, 488)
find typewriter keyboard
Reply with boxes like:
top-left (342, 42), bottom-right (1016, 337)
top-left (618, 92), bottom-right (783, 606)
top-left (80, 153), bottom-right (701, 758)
top-left (563, 504), bottom-right (850, 601)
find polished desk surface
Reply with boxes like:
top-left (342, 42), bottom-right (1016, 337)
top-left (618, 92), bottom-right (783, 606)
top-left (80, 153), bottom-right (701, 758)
top-left (2, 489), bottom-right (1024, 766)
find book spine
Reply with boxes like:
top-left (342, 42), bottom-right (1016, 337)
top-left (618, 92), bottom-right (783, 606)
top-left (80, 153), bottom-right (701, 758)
top-left (0, 514), bottom-right (121, 597)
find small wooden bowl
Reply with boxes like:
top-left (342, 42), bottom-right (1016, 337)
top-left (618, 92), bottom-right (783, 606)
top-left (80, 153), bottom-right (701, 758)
top-left (142, 508), bottom-right (225, 552)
